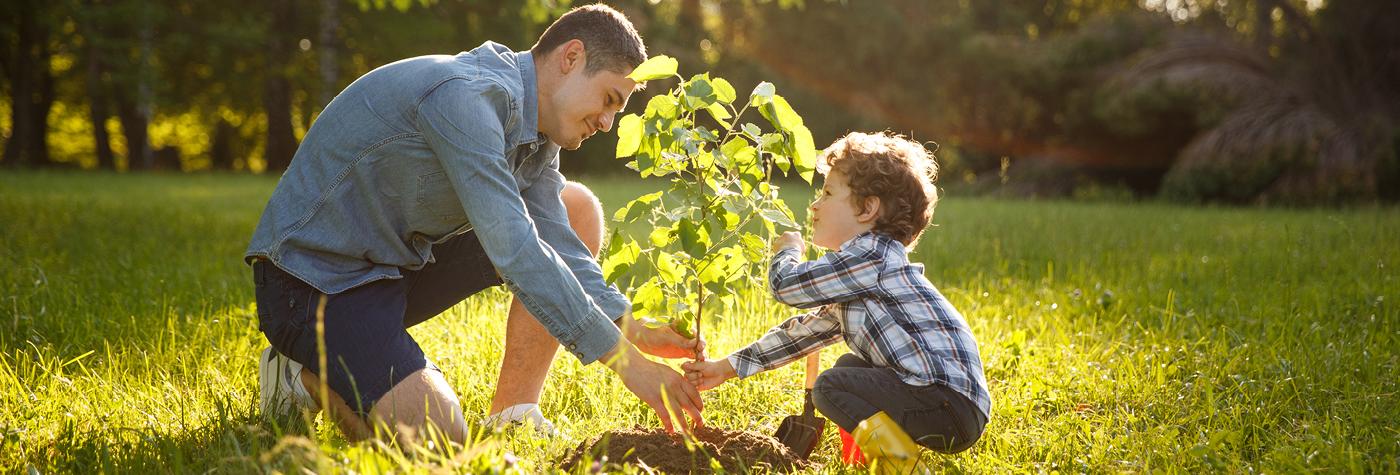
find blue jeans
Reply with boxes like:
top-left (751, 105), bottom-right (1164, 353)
top-left (253, 230), bottom-right (503, 416)
top-left (812, 353), bottom-right (987, 453)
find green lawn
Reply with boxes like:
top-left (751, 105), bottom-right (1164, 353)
top-left (2, 171), bottom-right (1396, 473)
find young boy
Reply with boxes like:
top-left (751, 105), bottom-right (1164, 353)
top-left (683, 132), bottom-right (991, 470)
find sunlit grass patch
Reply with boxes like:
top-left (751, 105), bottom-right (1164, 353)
top-left (1, 171), bottom-right (1396, 473)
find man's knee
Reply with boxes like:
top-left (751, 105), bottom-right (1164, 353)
top-left (561, 181), bottom-right (604, 256)
top-left (370, 368), bottom-right (467, 444)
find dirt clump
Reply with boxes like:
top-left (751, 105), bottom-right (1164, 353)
top-left (560, 426), bottom-right (813, 473)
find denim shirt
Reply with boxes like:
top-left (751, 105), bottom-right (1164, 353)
top-left (245, 42), bottom-right (626, 364)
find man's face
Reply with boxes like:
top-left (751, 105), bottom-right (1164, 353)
top-left (543, 63), bottom-right (637, 150)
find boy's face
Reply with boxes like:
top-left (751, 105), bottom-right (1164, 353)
top-left (809, 170), bottom-right (876, 250)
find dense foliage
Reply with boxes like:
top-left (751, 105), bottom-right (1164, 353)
top-left (2, 0), bottom-right (1396, 204)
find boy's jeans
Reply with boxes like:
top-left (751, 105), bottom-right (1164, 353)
top-left (812, 353), bottom-right (987, 453)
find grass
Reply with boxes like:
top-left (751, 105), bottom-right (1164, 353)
top-left (1, 170), bottom-right (1396, 473)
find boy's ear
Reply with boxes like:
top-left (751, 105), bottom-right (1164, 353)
top-left (857, 196), bottom-right (881, 224)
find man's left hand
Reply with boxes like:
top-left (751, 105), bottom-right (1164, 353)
top-left (621, 316), bottom-right (706, 360)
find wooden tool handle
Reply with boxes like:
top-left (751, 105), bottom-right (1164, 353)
top-left (804, 353), bottom-right (820, 389)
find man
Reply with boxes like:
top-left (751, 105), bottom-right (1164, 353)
top-left (246, 4), bottom-right (703, 443)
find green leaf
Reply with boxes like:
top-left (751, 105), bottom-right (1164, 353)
top-left (656, 252), bottom-right (683, 284)
top-left (750, 81), bottom-right (775, 105)
top-left (712, 77), bottom-right (737, 104)
top-left (694, 126), bottom-right (720, 143)
top-left (741, 123), bottom-right (762, 139)
top-left (695, 150), bottom-right (715, 170)
top-left (760, 95), bottom-right (803, 132)
top-left (759, 207), bottom-right (800, 230)
top-left (615, 114), bottom-right (643, 158)
top-left (671, 314), bottom-right (694, 339)
top-left (773, 154), bottom-right (791, 174)
top-left (791, 124), bottom-right (817, 183)
top-left (627, 55), bottom-right (678, 82)
top-left (682, 77), bottom-right (717, 111)
top-left (613, 191), bottom-right (663, 223)
top-left (631, 279), bottom-right (665, 318)
top-left (646, 95), bottom-right (680, 120)
top-left (722, 138), bottom-right (757, 169)
top-left (718, 205), bottom-right (740, 231)
top-left (603, 238), bottom-right (640, 283)
top-left (676, 218), bottom-right (710, 257)
top-left (649, 226), bottom-right (672, 247)
top-left (740, 234), bottom-right (767, 262)
top-left (704, 104), bottom-right (732, 130)
top-left (698, 253), bottom-right (728, 285)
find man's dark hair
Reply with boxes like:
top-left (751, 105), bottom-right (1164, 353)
top-left (531, 4), bottom-right (647, 75)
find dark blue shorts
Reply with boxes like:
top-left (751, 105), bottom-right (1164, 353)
top-left (252, 231), bottom-right (503, 416)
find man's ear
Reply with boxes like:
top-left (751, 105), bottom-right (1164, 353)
top-left (858, 196), bottom-right (881, 224)
top-left (558, 39), bottom-right (586, 74)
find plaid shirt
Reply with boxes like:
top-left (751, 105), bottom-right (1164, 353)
top-left (727, 231), bottom-right (992, 419)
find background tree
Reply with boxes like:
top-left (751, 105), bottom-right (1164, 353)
top-left (0, 0), bottom-right (1394, 204)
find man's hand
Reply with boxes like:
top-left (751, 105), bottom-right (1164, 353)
top-left (620, 314), bottom-right (706, 360)
top-left (600, 338), bottom-right (705, 433)
top-left (773, 231), bottom-right (806, 254)
top-left (681, 358), bottom-right (738, 391)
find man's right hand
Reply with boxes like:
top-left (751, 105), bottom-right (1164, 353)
top-left (600, 338), bottom-right (705, 433)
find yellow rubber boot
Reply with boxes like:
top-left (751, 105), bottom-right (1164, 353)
top-left (852, 411), bottom-right (922, 474)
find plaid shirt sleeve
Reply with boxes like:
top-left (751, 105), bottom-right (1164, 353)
top-left (768, 238), bottom-right (883, 309)
top-left (727, 306), bottom-right (844, 378)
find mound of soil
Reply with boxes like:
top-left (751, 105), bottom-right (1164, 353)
top-left (560, 426), bottom-right (813, 473)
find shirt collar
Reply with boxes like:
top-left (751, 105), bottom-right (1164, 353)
top-left (839, 230), bottom-right (878, 250)
top-left (513, 50), bottom-right (549, 147)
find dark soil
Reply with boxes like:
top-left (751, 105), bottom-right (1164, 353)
top-left (560, 426), bottom-right (813, 473)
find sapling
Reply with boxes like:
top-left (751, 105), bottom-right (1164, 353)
top-left (603, 55), bottom-right (816, 358)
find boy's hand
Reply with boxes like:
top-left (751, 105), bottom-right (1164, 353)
top-left (681, 358), bottom-right (738, 391)
top-left (773, 231), bottom-right (806, 254)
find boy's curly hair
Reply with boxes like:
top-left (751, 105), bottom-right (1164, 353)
top-left (817, 131), bottom-right (939, 247)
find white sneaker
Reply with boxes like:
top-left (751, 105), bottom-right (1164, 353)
top-left (258, 346), bottom-right (316, 416)
top-left (485, 403), bottom-right (560, 437)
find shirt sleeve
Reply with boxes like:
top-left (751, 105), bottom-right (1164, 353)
top-left (416, 78), bottom-right (620, 364)
top-left (768, 237), bottom-right (883, 309)
top-left (519, 152), bottom-right (631, 321)
top-left (727, 306), bottom-right (843, 378)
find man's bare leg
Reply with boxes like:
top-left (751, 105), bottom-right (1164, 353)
top-left (297, 369), bottom-right (372, 441)
top-left (489, 181), bottom-right (605, 416)
top-left (368, 368), bottom-right (468, 446)
top-left (295, 365), bottom-right (466, 446)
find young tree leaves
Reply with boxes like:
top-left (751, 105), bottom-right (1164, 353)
top-left (627, 55), bottom-right (678, 82)
top-left (602, 65), bottom-right (813, 341)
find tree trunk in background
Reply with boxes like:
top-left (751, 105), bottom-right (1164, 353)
top-left (115, 96), bottom-right (150, 170)
top-left (116, 3), bottom-right (154, 171)
top-left (3, 8), bottom-right (38, 168)
top-left (210, 118), bottom-right (235, 170)
top-left (3, 2), bottom-right (55, 168)
top-left (83, 0), bottom-right (115, 170)
top-left (134, 5), bottom-right (154, 170)
top-left (262, 0), bottom-right (297, 172)
top-left (318, 0), bottom-right (339, 110)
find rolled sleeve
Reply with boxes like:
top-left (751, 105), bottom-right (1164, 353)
top-left (520, 156), bottom-right (632, 322)
top-left (416, 78), bottom-right (619, 363)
